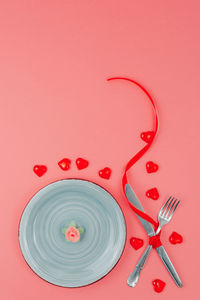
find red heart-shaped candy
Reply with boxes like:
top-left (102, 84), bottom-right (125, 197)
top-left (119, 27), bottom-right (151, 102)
top-left (33, 165), bottom-right (47, 177)
top-left (152, 279), bottom-right (166, 293)
top-left (76, 158), bottom-right (89, 170)
top-left (146, 188), bottom-right (159, 200)
top-left (58, 158), bottom-right (71, 171)
top-left (169, 232), bottom-right (183, 244)
top-left (99, 167), bottom-right (111, 179)
top-left (130, 237), bottom-right (144, 250)
top-left (146, 161), bottom-right (159, 173)
top-left (140, 131), bottom-right (155, 143)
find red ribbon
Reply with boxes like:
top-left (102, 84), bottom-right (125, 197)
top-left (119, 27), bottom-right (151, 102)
top-left (149, 235), bottom-right (162, 248)
top-left (107, 77), bottom-right (161, 248)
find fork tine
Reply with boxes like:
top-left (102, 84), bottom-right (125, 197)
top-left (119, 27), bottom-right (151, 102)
top-left (170, 200), bottom-right (180, 217)
top-left (162, 197), bottom-right (174, 217)
top-left (165, 198), bottom-right (177, 218)
top-left (159, 196), bottom-right (172, 216)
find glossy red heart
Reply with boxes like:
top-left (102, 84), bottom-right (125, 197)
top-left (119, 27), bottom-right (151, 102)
top-left (33, 165), bottom-right (47, 177)
top-left (58, 158), bottom-right (71, 171)
top-left (152, 279), bottom-right (166, 293)
top-left (76, 158), bottom-right (89, 170)
top-left (130, 237), bottom-right (144, 250)
top-left (99, 167), bottom-right (111, 179)
top-left (146, 188), bottom-right (159, 200)
top-left (169, 232), bottom-right (183, 244)
top-left (146, 161), bottom-right (159, 173)
top-left (140, 131), bottom-right (155, 143)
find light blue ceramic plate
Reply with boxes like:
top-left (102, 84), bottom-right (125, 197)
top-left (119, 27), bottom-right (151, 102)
top-left (19, 179), bottom-right (126, 287)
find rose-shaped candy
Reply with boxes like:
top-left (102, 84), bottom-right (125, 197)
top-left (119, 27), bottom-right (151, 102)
top-left (65, 226), bottom-right (80, 243)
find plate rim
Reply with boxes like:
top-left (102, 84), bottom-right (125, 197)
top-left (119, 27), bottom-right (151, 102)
top-left (18, 178), bottom-right (127, 288)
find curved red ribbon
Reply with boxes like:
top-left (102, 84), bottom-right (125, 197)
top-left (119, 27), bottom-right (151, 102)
top-left (107, 77), bottom-right (161, 245)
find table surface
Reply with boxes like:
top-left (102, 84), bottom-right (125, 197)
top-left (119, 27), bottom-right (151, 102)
top-left (0, 1), bottom-right (199, 300)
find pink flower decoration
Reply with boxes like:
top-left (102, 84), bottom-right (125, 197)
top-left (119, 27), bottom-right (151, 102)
top-left (65, 226), bottom-right (80, 242)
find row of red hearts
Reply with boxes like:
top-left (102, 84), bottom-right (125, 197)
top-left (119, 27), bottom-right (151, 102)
top-left (33, 156), bottom-right (172, 224)
top-left (33, 158), bottom-right (111, 179)
top-left (33, 158), bottom-right (160, 200)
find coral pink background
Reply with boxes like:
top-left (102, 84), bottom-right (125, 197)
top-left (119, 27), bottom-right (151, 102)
top-left (1, 1), bottom-right (199, 299)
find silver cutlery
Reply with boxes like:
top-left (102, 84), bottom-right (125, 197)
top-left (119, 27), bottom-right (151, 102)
top-left (125, 184), bottom-right (183, 287)
top-left (128, 196), bottom-right (179, 286)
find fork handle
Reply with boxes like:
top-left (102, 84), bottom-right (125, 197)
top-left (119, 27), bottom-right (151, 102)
top-left (127, 245), bottom-right (152, 287)
top-left (127, 227), bottom-right (161, 287)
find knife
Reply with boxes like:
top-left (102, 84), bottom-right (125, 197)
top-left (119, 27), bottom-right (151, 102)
top-left (125, 184), bottom-right (183, 287)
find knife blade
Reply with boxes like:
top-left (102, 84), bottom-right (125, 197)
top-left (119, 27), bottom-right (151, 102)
top-left (125, 184), bottom-right (183, 287)
top-left (125, 184), bottom-right (155, 237)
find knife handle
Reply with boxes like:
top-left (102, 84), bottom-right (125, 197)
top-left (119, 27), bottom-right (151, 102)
top-left (156, 246), bottom-right (183, 287)
top-left (127, 245), bottom-right (152, 287)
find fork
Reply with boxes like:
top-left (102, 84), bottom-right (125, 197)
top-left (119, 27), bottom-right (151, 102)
top-left (156, 196), bottom-right (180, 235)
top-left (127, 196), bottom-right (180, 287)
